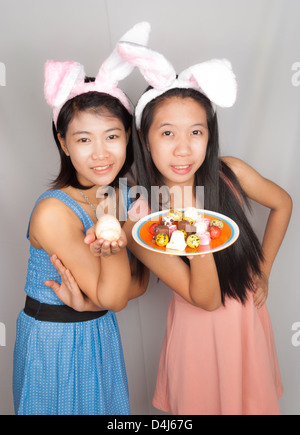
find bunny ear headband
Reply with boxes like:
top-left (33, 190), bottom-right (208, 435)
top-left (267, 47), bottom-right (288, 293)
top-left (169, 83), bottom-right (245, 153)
top-left (44, 22), bottom-right (151, 127)
top-left (117, 42), bottom-right (237, 129)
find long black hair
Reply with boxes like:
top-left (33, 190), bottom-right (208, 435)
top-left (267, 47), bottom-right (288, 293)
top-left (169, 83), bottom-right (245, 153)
top-left (133, 87), bottom-right (263, 304)
top-left (50, 78), bottom-right (133, 190)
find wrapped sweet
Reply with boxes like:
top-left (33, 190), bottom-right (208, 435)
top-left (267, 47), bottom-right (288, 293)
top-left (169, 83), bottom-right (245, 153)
top-left (210, 219), bottom-right (223, 229)
top-left (169, 209), bottom-right (183, 221)
top-left (166, 230), bottom-right (187, 250)
top-left (183, 207), bottom-right (198, 223)
top-left (150, 208), bottom-right (223, 250)
top-left (155, 233), bottom-right (169, 247)
top-left (161, 215), bottom-right (175, 226)
top-left (210, 226), bottom-right (222, 239)
top-left (186, 234), bottom-right (200, 248)
top-left (194, 219), bottom-right (209, 235)
top-left (177, 220), bottom-right (196, 235)
top-left (199, 232), bottom-right (211, 245)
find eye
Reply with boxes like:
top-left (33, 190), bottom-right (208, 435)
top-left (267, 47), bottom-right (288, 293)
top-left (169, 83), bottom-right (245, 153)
top-left (192, 130), bottom-right (202, 136)
top-left (78, 137), bottom-right (90, 143)
top-left (162, 131), bottom-right (173, 137)
top-left (107, 134), bottom-right (118, 140)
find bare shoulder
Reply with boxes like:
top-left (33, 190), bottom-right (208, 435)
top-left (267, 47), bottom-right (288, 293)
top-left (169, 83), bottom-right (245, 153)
top-left (29, 196), bottom-right (82, 248)
top-left (221, 156), bottom-right (292, 209)
top-left (31, 196), bottom-right (76, 226)
top-left (221, 156), bottom-right (253, 177)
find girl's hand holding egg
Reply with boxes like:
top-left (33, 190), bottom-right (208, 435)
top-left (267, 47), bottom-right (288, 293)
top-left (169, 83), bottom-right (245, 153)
top-left (95, 215), bottom-right (122, 241)
top-left (85, 215), bottom-right (127, 257)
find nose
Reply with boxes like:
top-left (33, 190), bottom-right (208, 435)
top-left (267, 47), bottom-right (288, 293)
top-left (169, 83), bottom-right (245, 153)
top-left (91, 138), bottom-right (109, 160)
top-left (173, 135), bottom-right (192, 157)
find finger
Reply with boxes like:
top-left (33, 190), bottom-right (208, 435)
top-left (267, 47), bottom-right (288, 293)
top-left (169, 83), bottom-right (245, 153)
top-left (90, 239), bottom-right (104, 256)
top-left (50, 254), bottom-right (66, 274)
top-left (117, 240), bottom-right (125, 249)
top-left (110, 241), bottom-right (121, 255)
top-left (100, 241), bottom-right (112, 257)
top-left (65, 269), bottom-right (82, 296)
top-left (50, 257), bottom-right (72, 287)
top-left (84, 233), bottom-right (96, 244)
top-left (45, 280), bottom-right (70, 306)
top-left (84, 226), bottom-right (97, 244)
top-left (44, 280), bottom-right (61, 293)
top-left (119, 232), bottom-right (127, 246)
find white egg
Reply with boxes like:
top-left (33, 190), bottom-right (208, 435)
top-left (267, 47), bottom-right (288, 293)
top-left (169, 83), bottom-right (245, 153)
top-left (95, 215), bottom-right (122, 241)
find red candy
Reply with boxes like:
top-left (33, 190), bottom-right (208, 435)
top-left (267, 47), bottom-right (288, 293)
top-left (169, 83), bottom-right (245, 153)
top-left (210, 226), bottom-right (222, 239)
top-left (149, 222), bottom-right (159, 235)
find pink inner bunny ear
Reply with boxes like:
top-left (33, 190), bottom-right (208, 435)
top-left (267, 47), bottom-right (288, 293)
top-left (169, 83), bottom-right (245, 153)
top-left (179, 59), bottom-right (237, 107)
top-left (96, 22), bottom-right (151, 85)
top-left (44, 60), bottom-right (85, 108)
top-left (117, 42), bottom-right (176, 90)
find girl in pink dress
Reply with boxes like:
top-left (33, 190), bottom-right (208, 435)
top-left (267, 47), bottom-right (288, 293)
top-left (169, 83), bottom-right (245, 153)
top-left (49, 40), bottom-right (292, 415)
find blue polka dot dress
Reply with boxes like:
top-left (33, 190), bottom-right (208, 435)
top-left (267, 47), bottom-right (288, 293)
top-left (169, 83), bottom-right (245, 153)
top-left (13, 188), bottom-right (132, 415)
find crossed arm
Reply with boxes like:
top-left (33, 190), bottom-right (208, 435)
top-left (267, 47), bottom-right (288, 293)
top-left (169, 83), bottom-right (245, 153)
top-left (46, 157), bottom-right (293, 311)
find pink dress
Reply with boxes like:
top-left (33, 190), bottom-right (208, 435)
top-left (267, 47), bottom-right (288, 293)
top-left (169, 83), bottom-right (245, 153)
top-left (152, 291), bottom-right (283, 415)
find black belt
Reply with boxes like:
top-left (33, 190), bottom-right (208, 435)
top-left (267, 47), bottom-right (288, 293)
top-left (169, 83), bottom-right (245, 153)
top-left (24, 296), bottom-right (108, 323)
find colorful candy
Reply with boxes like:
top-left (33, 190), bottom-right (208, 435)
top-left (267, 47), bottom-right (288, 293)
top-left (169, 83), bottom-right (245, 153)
top-left (186, 234), bottom-right (200, 248)
top-left (149, 207), bottom-right (223, 250)
top-left (155, 233), bottom-right (169, 247)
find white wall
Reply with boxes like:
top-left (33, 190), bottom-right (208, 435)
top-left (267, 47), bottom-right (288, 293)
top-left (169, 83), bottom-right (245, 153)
top-left (0, 0), bottom-right (299, 415)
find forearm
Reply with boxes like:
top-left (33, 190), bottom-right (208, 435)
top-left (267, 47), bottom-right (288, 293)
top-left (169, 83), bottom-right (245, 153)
top-left (189, 254), bottom-right (221, 310)
top-left (96, 249), bottom-right (131, 311)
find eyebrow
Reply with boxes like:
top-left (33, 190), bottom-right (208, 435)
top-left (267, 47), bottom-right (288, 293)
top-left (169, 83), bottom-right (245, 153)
top-left (158, 122), bottom-right (208, 129)
top-left (72, 127), bottom-right (123, 136)
top-left (72, 131), bottom-right (90, 136)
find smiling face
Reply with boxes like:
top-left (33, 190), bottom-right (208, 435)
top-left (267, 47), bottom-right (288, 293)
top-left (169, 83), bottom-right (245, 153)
top-left (147, 96), bottom-right (209, 189)
top-left (58, 108), bottom-right (129, 187)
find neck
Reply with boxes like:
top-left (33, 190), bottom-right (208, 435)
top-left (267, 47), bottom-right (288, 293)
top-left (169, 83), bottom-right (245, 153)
top-left (161, 178), bottom-right (199, 209)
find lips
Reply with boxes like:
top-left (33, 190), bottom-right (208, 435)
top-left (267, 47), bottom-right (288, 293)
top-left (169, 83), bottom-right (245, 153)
top-left (93, 165), bottom-right (111, 170)
top-left (171, 164), bottom-right (193, 175)
top-left (91, 164), bottom-right (113, 174)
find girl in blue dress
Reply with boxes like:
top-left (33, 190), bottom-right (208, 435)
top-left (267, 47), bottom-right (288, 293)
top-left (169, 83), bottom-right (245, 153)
top-left (13, 23), bottom-right (150, 415)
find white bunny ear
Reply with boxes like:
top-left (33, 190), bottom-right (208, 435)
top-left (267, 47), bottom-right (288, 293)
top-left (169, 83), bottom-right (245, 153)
top-left (44, 60), bottom-right (85, 108)
top-left (179, 59), bottom-right (237, 107)
top-left (117, 42), bottom-right (176, 90)
top-left (96, 22), bottom-right (151, 85)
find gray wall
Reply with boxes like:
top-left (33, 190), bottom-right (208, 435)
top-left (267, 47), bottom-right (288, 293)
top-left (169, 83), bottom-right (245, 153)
top-left (0, 0), bottom-right (299, 415)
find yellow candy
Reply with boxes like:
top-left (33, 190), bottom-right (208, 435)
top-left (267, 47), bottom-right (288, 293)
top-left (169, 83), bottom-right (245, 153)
top-left (155, 233), bottom-right (169, 247)
top-left (186, 234), bottom-right (200, 248)
top-left (183, 217), bottom-right (194, 224)
top-left (210, 219), bottom-right (224, 229)
top-left (169, 209), bottom-right (183, 221)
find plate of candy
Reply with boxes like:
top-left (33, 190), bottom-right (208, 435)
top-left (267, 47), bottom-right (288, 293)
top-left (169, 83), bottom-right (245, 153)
top-left (132, 207), bottom-right (239, 256)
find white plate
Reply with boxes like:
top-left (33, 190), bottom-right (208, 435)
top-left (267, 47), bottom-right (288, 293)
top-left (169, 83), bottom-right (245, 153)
top-left (132, 209), bottom-right (240, 256)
